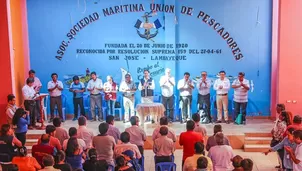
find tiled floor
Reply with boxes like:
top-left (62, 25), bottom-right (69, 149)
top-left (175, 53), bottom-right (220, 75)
top-left (144, 149), bottom-right (279, 171)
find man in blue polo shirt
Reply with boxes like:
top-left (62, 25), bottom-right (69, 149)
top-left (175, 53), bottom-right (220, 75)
top-left (69, 76), bottom-right (86, 121)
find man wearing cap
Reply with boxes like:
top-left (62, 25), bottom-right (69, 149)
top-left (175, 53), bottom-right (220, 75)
top-left (69, 76), bottom-right (86, 121)
top-left (231, 72), bottom-right (250, 125)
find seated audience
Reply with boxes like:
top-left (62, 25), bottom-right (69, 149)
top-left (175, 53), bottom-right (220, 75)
top-left (6, 94), bottom-right (18, 125)
top-left (65, 137), bottom-right (85, 170)
top-left (179, 120), bottom-right (204, 166)
top-left (53, 118), bottom-right (69, 145)
top-left (287, 115), bottom-right (302, 133)
top-left (284, 130), bottom-right (302, 171)
top-left (12, 146), bottom-right (41, 171)
top-left (206, 124), bottom-right (230, 151)
top-left (106, 115), bottom-right (121, 143)
top-left (121, 150), bottom-right (141, 171)
top-left (183, 142), bottom-right (213, 171)
top-left (240, 158), bottom-right (253, 171)
top-left (152, 116), bottom-right (177, 142)
top-left (32, 134), bottom-right (57, 166)
top-left (208, 132), bottom-right (234, 171)
top-left (12, 108), bottom-right (29, 146)
top-left (54, 150), bottom-right (72, 171)
top-left (93, 122), bottom-right (116, 166)
top-left (40, 154), bottom-right (60, 171)
top-left (115, 156), bottom-right (135, 171)
top-left (77, 116), bottom-right (94, 148)
top-left (232, 155), bottom-right (243, 171)
top-left (83, 148), bottom-right (108, 171)
top-left (63, 127), bottom-right (86, 152)
top-left (38, 125), bottom-right (62, 150)
top-left (265, 127), bottom-right (297, 170)
top-left (125, 116), bottom-right (146, 156)
top-left (0, 124), bottom-right (22, 161)
top-left (0, 163), bottom-right (18, 171)
top-left (192, 113), bottom-right (207, 137)
top-left (114, 132), bottom-right (141, 159)
top-left (195, 156), bottom-right (208, 171)
top-left (153, 126), bottom-right (175, 164)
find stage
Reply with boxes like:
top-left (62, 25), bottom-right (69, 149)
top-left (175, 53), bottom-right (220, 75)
top-left (26, 118), bottom-right (274, 150)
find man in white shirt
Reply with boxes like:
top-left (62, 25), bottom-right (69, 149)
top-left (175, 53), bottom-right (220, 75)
top-left (159, 68), bottom-right (175, 122)
top-left (119, 73), bottom-right (137, 122)
top-left (87, 71), bottom-right (103, 122)
top-left (22, 78), bottom-right (39, 129)
top-left (47, 73), bottom-right (64, 122)
top-left (285, 130), bottom-right (302, 171)
top-left (213, 71), bottom-right (230, 124)
top-left (6, 94), bottom-right (18, 125)
top-left (28, 70), bottom-right (43, 123)
top-left (138, 70), bottom-right (155, 103)
top-left (177, 72), bottom-right (195, 123)
top-left (197, 71), bottom-right (212, 123)
top-left (231, 72), bottom-right (250, 125)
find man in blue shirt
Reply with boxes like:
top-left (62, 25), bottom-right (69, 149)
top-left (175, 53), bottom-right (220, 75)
top-left (69, 76), bottom-right (86, 121)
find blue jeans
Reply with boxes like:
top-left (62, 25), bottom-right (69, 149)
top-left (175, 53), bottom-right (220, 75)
top-left (106, 100), bottom-right (116, 115)
top-left (234, 101), bottom-right (247, 122)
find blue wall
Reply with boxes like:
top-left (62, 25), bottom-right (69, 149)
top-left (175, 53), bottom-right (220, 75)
top-left (27, 0), bottom-right (272, 117)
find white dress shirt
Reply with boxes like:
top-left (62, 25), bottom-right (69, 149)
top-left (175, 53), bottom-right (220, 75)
top-left (232, 79), bottom-right (250, 103)
top-left (138, 78), bottom-right (155, 91)
top-left (197, 78), bottom-right (211, 95)
top-left (47, 80), bottom-right (63, 97)
top-left (177, 79), bottom-right (195, 96)
top-left (22, 84), bottom-right (39, 100)
top-left (87, 78), bottom-right (103, 95)
top-left (294, 143), bottom-right (302, 171)
top-left (159, 75), bottom-right (175, 97)
top-left (119, 81), bottom-right (136, 97)
top-left (213, 78), bottom-right (230, 95)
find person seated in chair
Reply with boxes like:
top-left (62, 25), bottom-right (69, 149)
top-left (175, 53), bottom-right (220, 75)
top-left (231, 155), bottom-right (243, 171)
top-left (32, 134), bottom-right (57, 166)
top-left (12, 146), bottom-right (41, 171)
top-left (0, 124), bottom-right (22, 161)
top-left (114, 132), bottom-right (141, 159)
top-left (77, 116), bottom-right (94, 148)
top-left (115, 155), bottom-right (135, 171)
top-left (192, 113), bottom-right (207, 137)
top-left (206, 124), bottom-right (230, 151)
top-left (106, 115), bottom-right (121, 144)
top-left (40, 154), bottom-right (60, 171)
top-left (63, 127), bottom-right (86, 153)
top-left (153, 126), bottom-right (175, 164)
top-left (83, 148), bottom-right (108, 171)
top-left (38, 125), bottom-right (62, 150)
top-left (65, 137), bottom-right (85, 170)
top-left (195, 156), bottom-right (209, 171)
top-left (125, 116), bottom-right (146, 156)
top-left (53, 118), bottom-right (69, 146)
top-left (53, 150), bottom-right (72, 171)
top-left (152, 116), bottom-right (177, 142)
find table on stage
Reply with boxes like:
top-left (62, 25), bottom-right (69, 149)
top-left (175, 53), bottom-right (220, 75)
top-left (136, 103), bottom-right (165, 125)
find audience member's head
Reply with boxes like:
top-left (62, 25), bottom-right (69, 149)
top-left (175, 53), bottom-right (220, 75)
top-left (68, 127), bottom-right (77, 137)
top-left (98, 122), bottom-right (109, 135)
top-left (12, 108), bottom-right (27, 126)
top-left (287, 127), bottom-right (296, 142)
top-left (41, 134), bottom-right (50, 144)
top-left (215, 132), bottom-right (224, 145)
top-left (88, 148), bottom-right (98, 161)
top-left (120, 132), bottom-right (130, 143)
top-left (159, 126), bottom-right (168, 136)
top-left (232, 155), bottom-right (243, 169)
top-left (276, 104), bottom-right (285, 113)
top-left (116, 156), bottom-right (127, 168)
top-left (194, 142), bottom-right (205, 155)
top-left (78, 116), bottom-right (86, 126)
top-left (196, 156), bottom-right (208, 169)
top-left (53, 117), bottom-right (62, 127)
top-left (130, 116), bottom-right (139, 126)
top-left (293, 130), bottom-right (302, 144)
top-left (186, 120), bottom-right (195, 131)
top-left (17, 146), bottom-right (27, 157)
top-left (106, 115), bottom-right (115, 125)
top-left (280, 111), bottom-right (291, 126)
top-left (192, 113), bottom-right (201, 123)
top-left (7, 94), bottom-right (15, 105)
top-left (159, 116), bottom-right (168, 126)
top-left (241, 158), bottom-right (253, 171)
top-left (213, 124), bottom-right (222, 135)
top-left (66, 137), bottom-right (79, 156)
top-left (46, 125), bottom-right (56, 136)
top-left (42, 154), bottom-right (55, 167)
top-left (55, 150), bottom-right (66, 164)
top-left (293, 115), bottom-right (302, 124)
top-left (0, 124), bottom-right (12, 136)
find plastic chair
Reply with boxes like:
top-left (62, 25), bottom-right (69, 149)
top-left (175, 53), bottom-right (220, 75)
top-left (78, 93), bottom-right (90, 119)
top-left (155, 162), bottom-right (176, 171)
top-left (153, 93), bottom-right (161, 103)
top-left (114, 94), bottom-right (123, 121)
top-left (54, 94), bottom-right (67, 120)
top-left (153, 155), bottom-right (174, 165)
top-left (43, 95), bottom-right (49, 121)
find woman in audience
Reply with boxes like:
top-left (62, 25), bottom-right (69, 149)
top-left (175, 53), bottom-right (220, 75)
top-left (83, 148), bottom-right (108, 171)
top-left (12, 108), bottom-right (29, 146)
top-left (115, 156), bottom-right (135, 171)
top-left (195, 156), bottom-right (208, 171)
top-left (54, 150), bottom-right (72, 171)
top-left (12, 146), bottom-right (41, 171)
top-left (0, 124), bottom-right (22, 161)
top-left (271, 111), bottom-right (291, 169)
top-left (65, 137), bottom-right (85, 170)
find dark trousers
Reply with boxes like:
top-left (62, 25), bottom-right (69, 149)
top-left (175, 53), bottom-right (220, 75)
top-left (154, 156), bottom-right (172, 164)
top-left (162, 95), bottom-right (174, 120)
top-left (234, 102), bottom-right (247, 122)
top-left (197, 93), bottom-right (212, 122)
top-left (35, 100), bottom-right (41, 121)
top-left (73, 97), bottom-right (85, 118)
top-left (50, 96), bottom-right (63, 119)
top-left (277, 148), bottom-right (285, 168)
top-left (137, 145), bottom-right (144, 165)
top-left (15, 132), bottom-right (26, 146)
top-left (24, 100), bottom-right (36, 126)
top-left (180, 95), bottom-right (192, 120)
